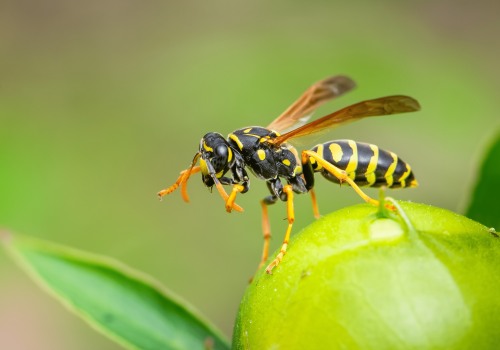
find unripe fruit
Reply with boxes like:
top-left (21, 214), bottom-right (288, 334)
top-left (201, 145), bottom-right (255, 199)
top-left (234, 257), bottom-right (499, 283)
top-left (233, 202), bottom-right (500, 350)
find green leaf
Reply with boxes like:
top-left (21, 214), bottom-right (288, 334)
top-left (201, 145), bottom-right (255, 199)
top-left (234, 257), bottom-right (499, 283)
top-left (2, 234), bottom-right (229, 350)
top-left (466, 131), bottom-right (500, 229)
top-left (233, 202), bottom-right (500, 350)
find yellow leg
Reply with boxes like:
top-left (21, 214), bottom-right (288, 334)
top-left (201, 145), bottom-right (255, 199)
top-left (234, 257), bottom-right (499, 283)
top-left (266, 185), bottom-right (295, 274)
top-left (256, 199), bottom-right (272, 271)
top-left (158, 166), bottom-right (200, 202)
top-left (303, 150), bottom-right (395, 210)
top-left (180, 166), bottom-right (200, 201)
top-left (225, 184), bottom-right (245, 213)
top-left (158, 156), bottom-right (243, 212)
top-left (310, 188), bottom-right (320, 219)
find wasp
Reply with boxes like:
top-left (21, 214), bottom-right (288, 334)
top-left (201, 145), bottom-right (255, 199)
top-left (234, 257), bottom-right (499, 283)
top-left (158, 76), bottom-right (420, 274)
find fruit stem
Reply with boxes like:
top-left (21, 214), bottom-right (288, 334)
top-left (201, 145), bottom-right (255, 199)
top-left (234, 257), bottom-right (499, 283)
top-left (385, 197), bottom-right (419, 239)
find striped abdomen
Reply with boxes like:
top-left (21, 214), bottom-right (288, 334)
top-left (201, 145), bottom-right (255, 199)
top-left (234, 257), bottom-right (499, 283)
top-left (309, 139), bottom-right (417, 188)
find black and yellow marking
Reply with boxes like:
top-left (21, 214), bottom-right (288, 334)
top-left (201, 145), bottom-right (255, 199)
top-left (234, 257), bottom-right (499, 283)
top-left (229, 133), bottom-right (244, 150)
top-left (202, 141), bottom-right (213, 152)
top-left (229, 127), bottom-right (275, 150)
top-left (310, 139), bottom-right (416, 189)
top-left (257, 149), bottom-right (266, 160)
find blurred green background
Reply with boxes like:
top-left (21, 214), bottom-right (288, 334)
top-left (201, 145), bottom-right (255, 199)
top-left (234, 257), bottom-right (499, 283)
top-left (1, 1), bottom-right (499, 349)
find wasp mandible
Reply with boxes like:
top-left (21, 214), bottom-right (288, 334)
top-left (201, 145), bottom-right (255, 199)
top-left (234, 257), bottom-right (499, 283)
top-left (158, 75), bottom-right (420, 274)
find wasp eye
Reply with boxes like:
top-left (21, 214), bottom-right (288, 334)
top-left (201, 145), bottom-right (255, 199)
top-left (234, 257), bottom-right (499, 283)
top-left (215, 145), bottom-right (228, 157)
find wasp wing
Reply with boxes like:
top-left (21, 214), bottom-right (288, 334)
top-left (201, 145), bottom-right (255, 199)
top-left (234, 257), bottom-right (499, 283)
top-left (271, 95), bottom-right (420, 145)
top-left (266, 75), bottom-right (356, 133)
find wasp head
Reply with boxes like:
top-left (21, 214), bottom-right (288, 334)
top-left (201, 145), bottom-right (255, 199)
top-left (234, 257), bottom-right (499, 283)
top-left (199, 132), bottom-right (233, 187)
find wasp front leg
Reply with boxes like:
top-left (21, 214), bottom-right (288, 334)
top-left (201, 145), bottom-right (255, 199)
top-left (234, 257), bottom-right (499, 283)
top-left (158, 166), bottom-right (201, 202)
top-left (158, 152), bottom-right (202, 202)
top-left (202, 157), bottom-right (245, 213)
top-left (225, 181), bottom-right (249, 213)
top-left (210, 178), bottom-right (244, 213)
top-left (224, 160), bottom-right (249, 213)
top-left (226, 157), bottom-right (250, 213)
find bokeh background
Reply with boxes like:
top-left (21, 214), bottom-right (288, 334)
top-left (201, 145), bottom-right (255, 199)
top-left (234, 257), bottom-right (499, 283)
top-left (1, 0), bottom-right (499, 349)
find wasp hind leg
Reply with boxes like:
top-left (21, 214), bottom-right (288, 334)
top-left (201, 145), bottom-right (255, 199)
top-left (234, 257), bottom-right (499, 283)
top-left (302, 150), bottom-right (395, 210)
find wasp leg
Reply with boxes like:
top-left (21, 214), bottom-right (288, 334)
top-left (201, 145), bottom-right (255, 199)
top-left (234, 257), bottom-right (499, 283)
top-left (159, 153), bottom-right (202, 202)
top-left (309, 188), bottom-right (320, 219)
top-left (223, 157), bottom-right (249, 213)
top-left (158, 166), bottom-right (201, 202)
top-left (211, 179), bottom-right (244, 213)
top-left (302, 150), bottom-right (395, 210)
top-left (256, 194), bottom-right (278, 273)
top-left (253, 178), bottom-right (283, 276)
top-left (301, 154), bottom-right (321, 218)
top-left (202, 155), bottom-right (245, 213)
top-left (180, 166), bottom-right (201, 201)
top-left (266, 184), bottom-right (295, 274)
top-left (158, 165), bottom-right (243, 212)
top-left (225, 182), bottom-right (248, 213)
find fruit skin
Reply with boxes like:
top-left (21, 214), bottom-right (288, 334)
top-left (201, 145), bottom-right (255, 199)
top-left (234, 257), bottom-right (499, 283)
top-left (233, 202), bottom-right (500, 350)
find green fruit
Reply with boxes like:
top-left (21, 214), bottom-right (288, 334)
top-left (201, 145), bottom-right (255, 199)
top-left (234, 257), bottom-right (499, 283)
top-left (233, 202), bottom-right (500, 350)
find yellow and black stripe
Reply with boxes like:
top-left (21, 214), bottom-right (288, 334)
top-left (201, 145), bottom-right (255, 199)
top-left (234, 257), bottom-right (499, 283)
top-left (228, 127), bottom-right (280, 151)
top-left (309, 139), bottom-right (417, 188)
